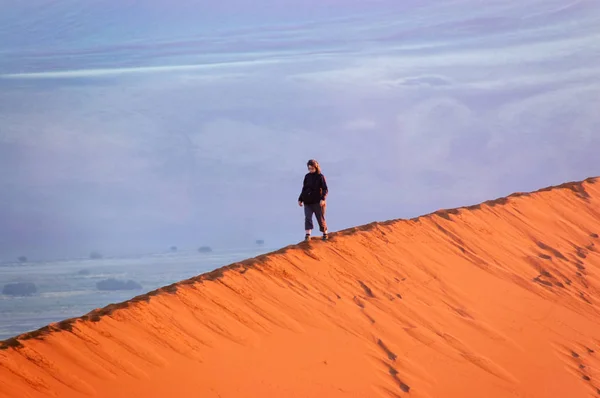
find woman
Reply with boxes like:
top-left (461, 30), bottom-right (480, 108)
top-left (298, 159), bottom-right (329, 241)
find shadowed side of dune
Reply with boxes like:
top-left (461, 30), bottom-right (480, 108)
top-left (1, 177), bottom-right (599, 398)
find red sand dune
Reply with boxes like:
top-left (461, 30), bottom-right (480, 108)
top-left (1, 177), bottom-right (600, 398)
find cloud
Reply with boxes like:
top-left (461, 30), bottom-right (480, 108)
top-left (389, 75), bottom-right (453, 87)
top-left (1, 0), bottom-right (600, 258)
top-left (0, 59), bottom-right (283, 79)
top-left (395, 97), bottom-right (478, 170)
top-left (387, 79), bottom-right (600, 204)
top-left (189, 118), bottom-right (348, 173)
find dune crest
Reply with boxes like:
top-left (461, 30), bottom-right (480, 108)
top-left (1, 177), bottom-right (600, 398)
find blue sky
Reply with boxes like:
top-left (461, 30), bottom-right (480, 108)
top-left (1, 0), bottom-right (599, 260)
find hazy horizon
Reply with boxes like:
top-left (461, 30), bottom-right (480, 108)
top-left (1, 0), bottom-right (600, 261)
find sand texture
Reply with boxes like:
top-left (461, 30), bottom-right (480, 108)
top-left (1, 177), bottom-right (599, 397)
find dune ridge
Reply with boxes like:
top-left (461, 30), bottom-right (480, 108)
top-left (1, 177), bottom-right (599, 398)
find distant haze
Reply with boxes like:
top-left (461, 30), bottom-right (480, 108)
top-left (1, 0), bottom-right (599, 260)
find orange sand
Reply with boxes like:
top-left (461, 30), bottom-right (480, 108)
top-left (1, 177), bottom-right (600, 398)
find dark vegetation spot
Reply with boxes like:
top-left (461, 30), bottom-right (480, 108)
top-left (204, 268), bottom-right (226, 281)
top-left (436, 211), bottom-right (452, 221)
top-left (586, 243), bottom-right (596, 252)
top-left (536, 241), bottom-right (567, 260)
top-left (580, 364), bottom-right (586, 369)
top-left (580, 292), bottom-right (592, 304)
top-left (56, 319), bottom-right (76, 333)
top-left (583, 375), bottom-right (591, 381)
top-left (591, 233), bottom-right (599, 239)
top-left (572, 351), bottom-right (580, 358)
top-left (538, 181), bottom-right (590, 200)
top-left (509, 192), bottom-right (529, 198)
top-left (435, 208), bottom-right (459, 220)
top-left (363, 312), bottom-right (375, 324)
top-left (377, 339), bottom-right (397, 361)
top-left (29, 326), bottom-right (51, 339)
top-left (565, 279), bottom-right (572, 285)
top-left (576, 263), bottom-right (586, 271)
top-left (565, 182), bottom-right (590, 199)
top-left (577, 272), bottom-right (583, 277)
top-left (466, 204), bottom-right (481, 211)
top-left (538, 254), bottom-right (552, 260)
top-left (555, 282), bottom-right (565, 288)
top-left (335, 293), bottom-right (341, 299)
top-left (0, 338), bottom-right (23, 350)
top-left (353, 296), bottom-right (365, 308)
top-left (396, 293), bottom-right (403, 299)
top-left (364, 222), bottom-right (379, 231)
top-left (588, 347), bottom-right (595, 354)
top-left (533, 276), bottom-right (552, 287)
top-left (541, 269), bottom-right (551, 277)
top-left (0, 315), bottom-right (79, 348)
top-left (162, 284), bottom-right (178, 294)
top-left (388, 366), bottom-right (410, 393)
top-left (596, 387), bottom-right (600, 395)
top-left (451, 307), bottom-right (473, 318)
top-left (358, 281), bottom-right (375, 298)
top-left (576, 247), bottom-right (587, 259)
top-left (483, 197), bottom-right (509, 207)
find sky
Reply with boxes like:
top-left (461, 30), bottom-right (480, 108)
top-left (1, 0), bottom-right (599, 260)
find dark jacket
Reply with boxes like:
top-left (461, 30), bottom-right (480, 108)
top-left (298, 172), bottom-right (328, 205)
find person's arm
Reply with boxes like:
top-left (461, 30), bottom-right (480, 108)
top-left (298, 175), bottom-right (306, 203)
top-left (320, 174), bottom-right (328, 201)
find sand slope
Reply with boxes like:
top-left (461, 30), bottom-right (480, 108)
top-left (1, 177), bottom-right (600, 398)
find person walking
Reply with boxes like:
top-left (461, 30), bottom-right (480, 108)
top-left (298, 159), bottom-right (329, 241)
